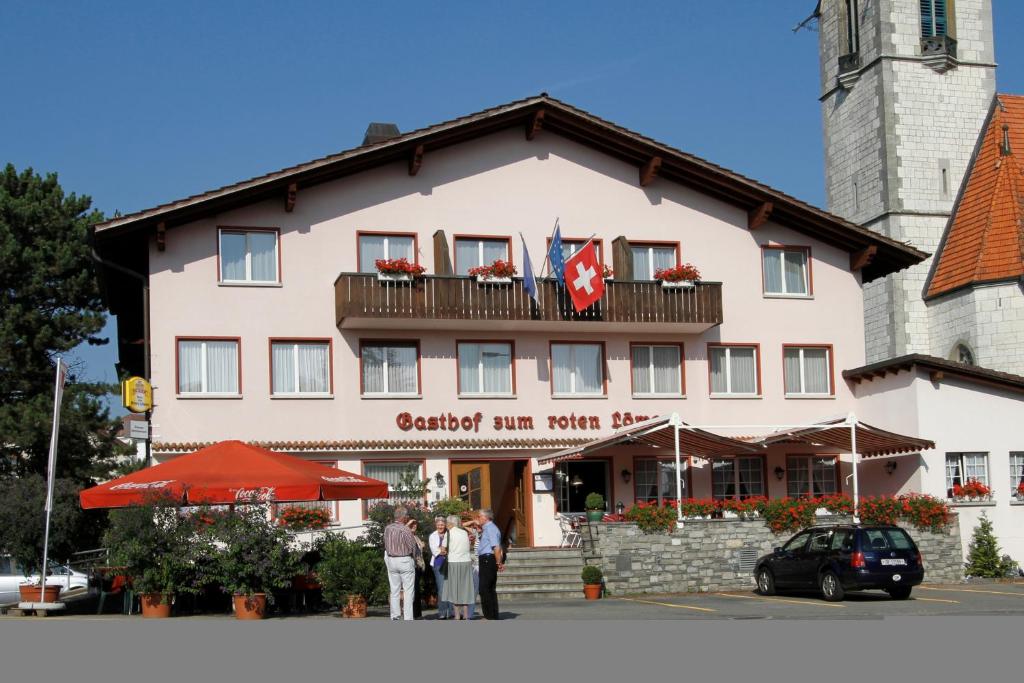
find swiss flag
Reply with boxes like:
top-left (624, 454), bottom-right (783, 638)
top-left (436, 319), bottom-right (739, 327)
top-left (563, 241), bottom-right (604, 312)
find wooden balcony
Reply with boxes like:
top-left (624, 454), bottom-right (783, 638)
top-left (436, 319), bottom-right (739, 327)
top-left (335, 273), bottom-right (723, 332)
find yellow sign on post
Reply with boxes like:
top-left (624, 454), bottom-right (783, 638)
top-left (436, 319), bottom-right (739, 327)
top-left (122, 376), bottom-right (153, 413)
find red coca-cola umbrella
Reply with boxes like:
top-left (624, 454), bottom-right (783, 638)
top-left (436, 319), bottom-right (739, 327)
top-left (79, 440), bottom-right (388, 509)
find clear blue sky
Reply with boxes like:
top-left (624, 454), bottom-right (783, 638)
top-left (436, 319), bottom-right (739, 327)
top-left (3, 0), bottom-right (1023, 413)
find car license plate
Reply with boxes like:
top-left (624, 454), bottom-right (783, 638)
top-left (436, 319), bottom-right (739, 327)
top-left (881, 558), bottom-right (906, 566)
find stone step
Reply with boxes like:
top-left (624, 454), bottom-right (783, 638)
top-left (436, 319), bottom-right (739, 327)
top-left (506, 548), bottom-right (584, 560)
top-left (499, 567), bottom-right (584, 579)
top-left (497, 579), bottom-right (585, 590)
top-left (496, 587), bottom-right (590, 601)
top-left (505, 558), bottom-right (585, 570)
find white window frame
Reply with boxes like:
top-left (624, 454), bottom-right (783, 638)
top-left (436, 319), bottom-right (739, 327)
top-left (631, 344), bottom-right (683, 398)
top-left (1010, 452), bottom-right (1024, 498)
top-left (784, 346), bottom-right (832, 397)
top-left (786, 455), bottom-right (839, 498)
top-left (218, 229), bottom-right (279, 284)
top-left (457, 342), bottom-right (514, 397)
top-left (634, 458), bottom-right (690, 504)
top-left (709, 346), bottom-right (760, 397)
top-left (762, 247), bottom-right (810, 297)
top-left (630, 244), bottom-right (677, 280)
top-left (357, 233), bottom-right (416, 273)
top-left (363, 461), bottom-right (426, 507)
top-left (551, 343), bottom-right (604, 397)
top-left (270, 341), bottom-right (332, 397)
top-left (711, 456), bottom-right (766, 500)
top-left (945, 452), bottom-right (990, 498)
top-left (454, 237), bottom-right (510, 274)
top-left (177, 339), bottom-right (240, 396)
top-left (360, 343), bottom-right (420, 397)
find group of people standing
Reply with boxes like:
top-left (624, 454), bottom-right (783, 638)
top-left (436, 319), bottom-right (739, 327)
top-left (383, 506), bottom-right (505, 621)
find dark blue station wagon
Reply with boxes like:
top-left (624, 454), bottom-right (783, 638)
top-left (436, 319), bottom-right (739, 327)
top-left (754, 524), bottom-right (925, 602)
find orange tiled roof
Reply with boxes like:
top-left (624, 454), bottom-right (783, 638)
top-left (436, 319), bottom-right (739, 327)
top-left (927, 94), bottom-right (1024, 298)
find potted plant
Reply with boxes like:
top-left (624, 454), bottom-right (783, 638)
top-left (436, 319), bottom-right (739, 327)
top-left (654, 263), bottom-right (701, 289)
top-left (212, 503), bottom-right (301, 620)
top-left (375, 257), bottom-right (426, 283)
top-left (277, 505), bottom-right (331, 531)
top-left (581, 565), bottom-right (603, 600)
top-left (468, 259), bottom-right (517, 284)
top-left (584, 492), bottom-right (606, 522)
top-left (316, 534), bottom-right (384, 618)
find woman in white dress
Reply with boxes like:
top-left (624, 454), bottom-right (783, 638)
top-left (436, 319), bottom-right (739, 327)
top-left (440, 514), bottom-right (475, 620)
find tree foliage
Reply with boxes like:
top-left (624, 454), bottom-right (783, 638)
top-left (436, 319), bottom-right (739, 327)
top-left (965, 514), bottom-right (1018, 578)
top-left (0, 163), bottom-right (123, 482)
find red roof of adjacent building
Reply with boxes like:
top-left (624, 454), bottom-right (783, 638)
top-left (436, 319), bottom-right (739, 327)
top-left (927, 94), bottom-right (1024, 298)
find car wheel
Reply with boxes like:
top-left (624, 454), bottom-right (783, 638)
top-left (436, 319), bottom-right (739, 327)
top-left (820, 571), bottom-right (844, 602)
top-left (887, 586), bottom-right (912, 600)
top-left (756, 567), bottom-right (776, 596)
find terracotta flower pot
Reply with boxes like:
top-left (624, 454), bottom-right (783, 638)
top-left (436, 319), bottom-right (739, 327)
top-left (140, 593), bottom-right (173, 618)
top-left (583, 583), bottom-right (602, 600)
top-left (233, 593), bottom-right (267, 620)
top-left (341, 594), bottom-right (368, 618)
top-left (19, 584), bottom-right (61, 603)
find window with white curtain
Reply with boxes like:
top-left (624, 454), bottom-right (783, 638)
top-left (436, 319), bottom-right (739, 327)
top-left (457, 342), bottom-right (513, 395)
top-left (762, 247), bottom-right (809, 296)
top-left (945, 452), bottom-right (989, 498)
top-left (787, 455), bottom-right (838, 497)
top-left (783, 346), bottom-right (832, 396)
top-left (634, 458), bottom-right (689, 504)
top-left (709, 346), bottom-right (759, 396)
top-left (358, 233), bottom-right (416, 272)
top-left (271, 341), bottom-right (331, 395)
top-left (631, 344), bottom-right (682, 396)
top-left (177, 339), bottom-right (240, 395)
top-left (454, 237), bottom-right (510, 275)
top-left (630, 243), bottom-right (677, 280)
top-left (1010, 452), bottom-right (1024, 497)
top-left (361, 342), bottom-right (419, 396)
top-left (559, 239), bottom-right (603, 263)
top-left (363, 461), bottom-right (424, 505)
top-left (711, 457), bottom-right (765, 500)
top-left (219, 229), bottom-right (278, 283)
top-left (551, 343), bottom-right (604, 396)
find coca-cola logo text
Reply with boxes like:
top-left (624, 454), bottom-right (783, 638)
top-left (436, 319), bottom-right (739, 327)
top-left (110, 480), bottom-right (175, 491)
top-left (233, 487), bottom-right (276, 502)
top-left (322, 475), bottom-right (365, 483)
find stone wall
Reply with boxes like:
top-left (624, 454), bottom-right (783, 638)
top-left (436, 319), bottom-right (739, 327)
top-left (587, 515), bottom-right (963, 595)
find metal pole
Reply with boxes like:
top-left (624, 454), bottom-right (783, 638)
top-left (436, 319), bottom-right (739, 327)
top-left (850, 413), bottom-right (861, 524)
top-left (673, 414), bottom-right (684, 529)
top-left (39, 358), bottom-right (63, 603)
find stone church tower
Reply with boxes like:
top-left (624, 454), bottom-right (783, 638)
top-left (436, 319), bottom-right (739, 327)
top-left (816, 0), bottom-right (996, 362)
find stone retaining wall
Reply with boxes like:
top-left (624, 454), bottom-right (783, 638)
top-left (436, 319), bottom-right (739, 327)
top-left (588, 515), bottom-right (963, 595)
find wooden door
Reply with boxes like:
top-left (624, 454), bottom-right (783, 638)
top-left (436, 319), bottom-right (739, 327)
top-left (451, 462), bottom-right (491, 511)
top-left (512, 462), bottom-right (531, 547)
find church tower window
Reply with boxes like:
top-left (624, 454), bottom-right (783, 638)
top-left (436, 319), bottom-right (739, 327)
top-left (921, 0), bottom-right (949, 38)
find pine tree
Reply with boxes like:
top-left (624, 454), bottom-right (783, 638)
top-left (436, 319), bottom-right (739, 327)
top-left (0, 163), bottom-right (123, 483)
top-left (964, 514), bottom-right (1009, 578)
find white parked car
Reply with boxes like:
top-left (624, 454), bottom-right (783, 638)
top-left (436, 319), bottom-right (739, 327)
top-left (0, 555), bottom-right (90, 604)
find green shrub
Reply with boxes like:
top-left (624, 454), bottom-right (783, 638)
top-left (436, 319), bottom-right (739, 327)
top-left (316, 533), bottom-right (389, 605)
top-left (584, 492), bottom-right (605, 511)
top-left (625, 501), bottom-right (677, 534)
top-left (965, 514), bottom-right (1017, 578)
top-left (210, 503), bottom-right (301, 601)
top-left (431, 497), bottom-right (472, 519)
top-left (581, 565), bottom-right (603, 584)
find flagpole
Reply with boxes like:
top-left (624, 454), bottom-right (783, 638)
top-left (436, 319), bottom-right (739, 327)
top-left (539, 217), bottom-right (560, 279)
top-left (39, 357), bottom-right (65, 602)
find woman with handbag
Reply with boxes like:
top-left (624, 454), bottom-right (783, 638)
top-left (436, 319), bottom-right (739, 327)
top-left (428, 516), bottom-right (453, 620)
top-left (441, 514), bottom-right (475, 620)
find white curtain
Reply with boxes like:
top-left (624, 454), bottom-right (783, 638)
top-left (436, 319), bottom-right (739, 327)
top-left (653, 346), bottom-right (680, 394)
top-left (272, 343), bottom-right (295, 393)
top-left (220, 232), bottom-right (247, 281)
top-left (783, 348), bottom-right (803, 394)
top-left (387, 346), bottom-right (418, 393)
top-left (652, 247), bottom-right (675, 273)
top-left (481, 239), bottom-right (507, 265)
top-left (763, 249), bottom-right (783, 293)
top-left (784, 250), bottom-right (808, 294)
top-left (738, 457), bottom-right (764, 497)
top-left (964, 453), bottom-right (988, 485)
top-left (481, 343), bottom-right (511, 393)
top-left (362, 346), bottom-right (385, 393)
top-left (574, 344), bottom-right (602, 394)
top-left (631, 346), bottom-right (651, 394)
top-left (729, 348), bottom-right (756, 394)
top-left (364, 462), bottom-right (419, 503)
top-left (552, 345), bottom-right (572, 394)
top-left (249, 232), bottom-right (277, 282)
top-left (455, 239), bottom-right (479, 275)
top-left (631, 247), bottom-right (651, 280)
top-left (179, 341), bottom-right (203, 392)
top-left (787, 456), bottom-right (809, 497)
top-left (945, 455), bottom-right (962, 493)
top-left (812, 457), bottom-right (837, 495)
top-left (205, 341), bottom-right (238, 393)
top-left (458, 343), bottom-right (481, 393)
top-left (660, 460), bottom-right (686, 498)
top-left (359, 235), bottom-right (386, 272)
top-left (390, 235), bottom-right (415, 261)
top-left (297, 343), bottom-right (329, 393)
top-left (712, 459), bottom-right (735, 499)
top-left (710, 348), bottom-right (728, 394)
top-left (803, 348), bottom-right (830, 393)
top-left (635, 459), bottom-right (658, 502)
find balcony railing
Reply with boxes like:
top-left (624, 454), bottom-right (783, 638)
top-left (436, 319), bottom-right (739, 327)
top-left (335, 273), bottom-right (723, 331)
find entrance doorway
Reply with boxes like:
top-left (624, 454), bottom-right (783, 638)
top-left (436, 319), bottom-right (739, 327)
top-left (556, 460), bottom-right (611, 513)
top-left (450, 460), bottom-right (532, 547)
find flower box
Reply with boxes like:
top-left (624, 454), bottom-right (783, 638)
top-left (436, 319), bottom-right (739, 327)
top-left (374, 258), bottom-right (425, 281)
top-left (661, 280), bottom-right (695, 289)
top-left (377, 272), bottom-right (413, 283)
top-left (469, 259), bottom-right (517, 283)
top-left (654, 263), bottom-right (701, 288)
top-left (475, 275), bottom-right (512, 285)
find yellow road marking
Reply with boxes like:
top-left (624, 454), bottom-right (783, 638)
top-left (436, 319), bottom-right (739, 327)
top-left (912, 597), bottom-right (959, 604)
top-left (615, 597), bottom-right (717, 613)
top-left (919, 586), bottom-right (1024, 597)
top-left (715, 592), bottom-right (845, 608)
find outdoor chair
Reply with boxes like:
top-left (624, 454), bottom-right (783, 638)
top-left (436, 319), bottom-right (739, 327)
top-left (557, 514), bottom-right (582, 549)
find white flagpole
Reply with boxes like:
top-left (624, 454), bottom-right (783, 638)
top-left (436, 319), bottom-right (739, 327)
top-left (39, 357), bottom-right (66, 601)
top-left (671, 413), bottom-right (684, 529)
top-left (849, 412), bottom-right (861, 524)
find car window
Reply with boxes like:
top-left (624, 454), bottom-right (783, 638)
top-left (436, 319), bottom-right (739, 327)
top-left (0, 557), bottom-right (12, 574)
top-left (783, 531), bottom-right (811, 553)
top-left (862, 529), bottom-right (890, 551)
top-left (808, 530), bottom-right (831, 552)
top-left (883, 529), bottom-right (914, 550)
top-left (830, 530), bottom-right (853, 551)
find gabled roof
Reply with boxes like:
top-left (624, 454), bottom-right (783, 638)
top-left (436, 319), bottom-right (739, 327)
top-left (93, 94), bottom-right (926, 283)
top-left (926, 94), bottom-right (1024, 298)
top-left (843, 353), bottom-right (1024, 396)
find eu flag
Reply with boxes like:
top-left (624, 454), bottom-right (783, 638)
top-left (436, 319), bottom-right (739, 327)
top-left (548, 224), bottom-right (565, 284)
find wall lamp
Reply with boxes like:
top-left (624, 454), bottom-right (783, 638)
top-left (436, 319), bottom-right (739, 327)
top-left (434, 472), bottom-right (446, 488)
top-left (885, 461), bottom-right (898, 476)
top-left (774, 466), bottom-right (785, 481)
top-left (621, 469), bottom-right (632, 484)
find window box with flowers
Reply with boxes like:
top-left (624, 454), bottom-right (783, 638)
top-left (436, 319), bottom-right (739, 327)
top-left (1016, 481), bottom-right (1024, 503)
top-left (952, 479), bottom-right (993, 503)
top-left (375, 258), bottom-right (426, 283)
top-left (654, 263), bottom-right (701, 289)
top-left (468, 259), bottom-right (517, 284)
